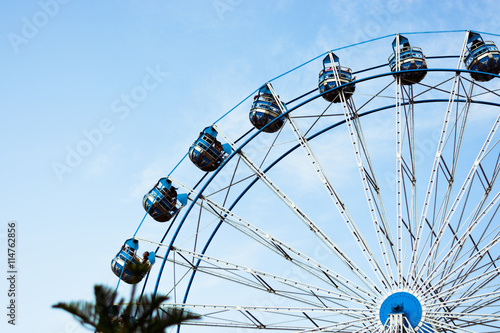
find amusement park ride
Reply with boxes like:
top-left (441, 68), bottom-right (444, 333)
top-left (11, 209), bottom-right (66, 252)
top-left (111, 30), bottom-right (500, 332)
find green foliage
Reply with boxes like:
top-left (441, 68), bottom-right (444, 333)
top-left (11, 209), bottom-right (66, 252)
top-left (53, 283), bottom-right (198, 332)
top-left (54, 250), bottom-right (198, 332)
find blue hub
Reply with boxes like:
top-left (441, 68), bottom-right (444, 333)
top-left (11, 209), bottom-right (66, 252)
top-left (379, 292), bottom-right (422, 328)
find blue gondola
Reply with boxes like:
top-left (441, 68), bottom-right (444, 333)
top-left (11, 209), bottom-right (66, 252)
top-left (388, 35), bottom-right (427, 85)
top-left (318, 52), bottom-right (355, 103)
top-left (189, 126), bottom-right (232, 172)
top-left (464, 32), bottom-right (500, 82)
top-left (142, 178), bottom-right (188, 222)
top-left (249, 85), bottom-right (285, 133)
top-left (111, 238), bottom-right (156, 284)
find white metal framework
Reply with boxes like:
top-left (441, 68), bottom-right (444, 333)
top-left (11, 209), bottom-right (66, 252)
top-left (128, 31), bottom-right (500, 333)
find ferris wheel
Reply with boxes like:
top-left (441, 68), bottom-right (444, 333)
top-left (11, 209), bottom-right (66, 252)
top-left (112, 30), bottom-right (500, 332)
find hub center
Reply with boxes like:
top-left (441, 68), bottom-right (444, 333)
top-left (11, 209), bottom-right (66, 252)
top-left (379, 292), bottom-right (422, 328)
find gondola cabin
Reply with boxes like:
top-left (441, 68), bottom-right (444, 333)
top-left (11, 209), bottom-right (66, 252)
top-left (318, 52), bottom-right (355, 103)
top-left (388, 35), bottom-right (427, 85)
top-left (189, 126), bottom-right (232, 172)
top-left (111, 239), bottom-right (156, 284)
top-left (464, 32), bottom-right (500, 82)
top-left (143, 178), bottom-right (188, 222)
top-left (249, 85), bottom-right (285, 133)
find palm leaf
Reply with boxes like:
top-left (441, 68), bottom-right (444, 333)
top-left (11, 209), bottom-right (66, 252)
top-left (53, 284), bottom-right (199, 333)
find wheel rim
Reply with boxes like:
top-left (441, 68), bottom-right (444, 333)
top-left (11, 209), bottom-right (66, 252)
top-left (127, 30), bottom-right (500, 332)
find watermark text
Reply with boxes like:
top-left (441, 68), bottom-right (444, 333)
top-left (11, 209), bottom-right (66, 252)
top-left (6, 221), bottom-right (17, 325)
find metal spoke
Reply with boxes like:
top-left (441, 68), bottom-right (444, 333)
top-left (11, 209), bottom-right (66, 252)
top-left (408, 32), bottom-right (472, 287)
top-left (413, 116), bottom-right (500, 289)
top-left (214, 125), bottom-right (383, 295)
top-left (298, 316), bottom-right (378, 332)
top-left (416, 191), bottom-right (500, 295)
top-left (169, 246), bottom-right (376, 307)
top-left (168, 177), bottom-right (378, 302)
top-left (132, 30), bottom-right (500, 333)
top-left (394, 34), bottom-right (418, 290)
top-left (265, 82), bottom-right (395, 292)
top-left (426, 317), bottom-right (476, 333)
top-left (327, 52), bottom-right (397, 291)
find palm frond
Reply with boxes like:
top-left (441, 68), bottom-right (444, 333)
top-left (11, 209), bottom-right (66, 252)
top-left (53, 284), bottom-right (199, 333)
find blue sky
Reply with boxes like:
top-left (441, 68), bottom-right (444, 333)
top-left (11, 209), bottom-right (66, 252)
top-left (2, 1), bottom-right (500, 332)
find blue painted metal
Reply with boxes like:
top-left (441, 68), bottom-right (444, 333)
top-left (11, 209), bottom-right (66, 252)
top-left (388, 35), bottom-right (427, 85)
top-left (151, 67), bottom-right (500, 332)
top-left (210, 31), bottom-right (471, 125)
top-left (379, 292), bottom-right (422, 327)
top-left (175, 98), bottom-right (500, 332)
top-left (464, 31), bottom-right (500, 82)
top-left (249, 84), bottom-right (285, 133)
top-left (188, 126), bottom-right (230, 172)
top-left (111, 238), bottom-right (154, 285)
top-left (146, 251), bottom-right (156, 265)
top-left (143, 178), bottom-right (185, 222)
top-left (156, 68), bottom-right (500, 299)
top-left (268, 31), bottom-right (469, 85)
top-left (175, 109), bottom-right (386, 333)
top-left (379, 292), bottom-right (436, 332)
top-left (168, 152), bottom-right (188, 177)
top-left (334, 67), bottom-right (499, 90)
top-left (123, 238), bottom-right (139, 253)
top-left (135, 213), bottom-right (180, 317)
top-left (318, 52), bottom-right (355, 103)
